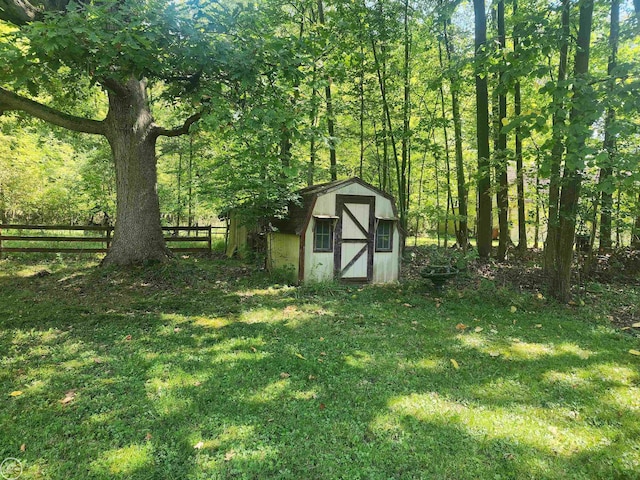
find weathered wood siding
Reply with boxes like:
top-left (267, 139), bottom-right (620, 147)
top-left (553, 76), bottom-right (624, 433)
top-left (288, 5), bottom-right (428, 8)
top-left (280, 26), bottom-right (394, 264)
top-left (267, 232), bottom-right (299, 283)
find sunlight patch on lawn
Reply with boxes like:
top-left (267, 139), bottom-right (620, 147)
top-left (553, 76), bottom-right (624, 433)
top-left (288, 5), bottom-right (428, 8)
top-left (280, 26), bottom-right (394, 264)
top-left (90, 443), bottom-right (153, 476)
top-left (387, 392), bottom-right (613, 457)
top-left (193, 316), bottom-right (231, 329)
top-left (247, 379), bottom-right (290, 403)
top-left (192, 424), bottom-right (255, 451)
top-left (544, 363), bottom-right (638, 392)
top-left (458, 335), bottom-right (596, 362)
top-left (398, 357), bottom-right (444, 372)
top-left (344, 351), bottom-right (375, 368)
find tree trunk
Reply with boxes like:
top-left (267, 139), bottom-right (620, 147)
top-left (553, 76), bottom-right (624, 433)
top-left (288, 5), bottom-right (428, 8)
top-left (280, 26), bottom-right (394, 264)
top-left (551, 0), bottom-right (594, 302)
top-left (359, 45), bottom-right (365, 179)
top-left (514, 0), bottom-right (527, 252)
top-left (633, 193), bottom-right (640, 248)
top-left (400, 0), bottom-right (411, 243)
top-left (441, 14), bottom-right (468, 250)
top-left (308, 65), bottom-right (319, 186)
top-left (544, 0), bottom-right (570, 274)
top-left (102, 78), bottom-right (170, 265)
top-left (598, 0), bottom-right (619, 251)
top-left (495, 0), bottom-right (509, 261)
top-left (474, 0), bottom-right (492, 258)
top-left (317, 0), bottom-right (337, 181)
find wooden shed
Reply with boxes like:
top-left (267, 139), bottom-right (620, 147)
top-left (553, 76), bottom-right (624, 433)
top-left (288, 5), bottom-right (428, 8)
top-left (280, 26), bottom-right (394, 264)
top-left (268, 177), bottom-right (401, 283)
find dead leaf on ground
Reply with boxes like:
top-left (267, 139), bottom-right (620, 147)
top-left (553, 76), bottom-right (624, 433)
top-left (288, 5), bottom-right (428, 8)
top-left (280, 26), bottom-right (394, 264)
top-left (224, 450), bottom-right (236, 461)
top-left (510, 306), bottom-right (517, 313)
top-left (319, 403), bottom-right (326, 410)
top-left (294, 353), bottom-right (306, 360)
top-left (450, 358), bottom-right (460, 369)
top-left (194, 441), bottom-right (204, 450)
top-left (20, 444), bottom-right (26, 452)
top-left (403, 303), bottom-right (413, 308)
top-left (489, 351), bottom-right (501, 358)
top-left (474, 326), bottom-right (483, 333)
top-left (9, 391), bottom-right (23, 397)
top-left (280, 372), bottom-right (291, 379)
top-left (250, 347), bottom-right (257, 353)
top-left (60, 390), bottom-right (76, 405)
top-left (632, 322), bottom-right (640, 328)
top-left (124, 335), bottom-right (132, 341)
top-left (629, 350), bottom-right (640, 356)
top-left (456, 323), bottom-right (467, 331)
top-left (145, 433), bottom-right (153, 441)
top-left (194, 381), bottom-right (202, 387)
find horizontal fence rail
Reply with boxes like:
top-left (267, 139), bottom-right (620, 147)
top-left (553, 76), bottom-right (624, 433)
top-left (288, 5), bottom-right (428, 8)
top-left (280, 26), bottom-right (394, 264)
top-left (0, 224), bottom-right (227, 256)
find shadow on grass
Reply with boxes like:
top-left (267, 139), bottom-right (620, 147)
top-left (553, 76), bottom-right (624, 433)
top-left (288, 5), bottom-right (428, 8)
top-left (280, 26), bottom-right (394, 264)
top-left (1, 258), bottom-right (639, 479)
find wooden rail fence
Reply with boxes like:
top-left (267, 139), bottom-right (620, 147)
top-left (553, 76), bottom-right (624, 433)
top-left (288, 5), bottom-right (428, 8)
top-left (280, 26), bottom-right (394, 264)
top-left (0, 224), bottom-right (227, 256)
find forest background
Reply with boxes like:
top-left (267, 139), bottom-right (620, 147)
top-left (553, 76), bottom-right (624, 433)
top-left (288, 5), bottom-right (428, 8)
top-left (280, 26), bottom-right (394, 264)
top-left (1, 0), bottom-right (639, 300)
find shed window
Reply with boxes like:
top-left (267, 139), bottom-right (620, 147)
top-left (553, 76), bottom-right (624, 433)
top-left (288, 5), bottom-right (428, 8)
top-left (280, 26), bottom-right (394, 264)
top-left (376, 220), bottom-right (393, 252)
top-left (314, 219), bottom-right (333, 252)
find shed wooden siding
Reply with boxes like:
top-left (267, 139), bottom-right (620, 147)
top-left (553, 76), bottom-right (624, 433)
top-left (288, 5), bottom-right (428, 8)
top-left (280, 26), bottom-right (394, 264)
top-left (267, 233), bottom-right (300, 282)
top-left (302, 182), bottom-right (400, 283)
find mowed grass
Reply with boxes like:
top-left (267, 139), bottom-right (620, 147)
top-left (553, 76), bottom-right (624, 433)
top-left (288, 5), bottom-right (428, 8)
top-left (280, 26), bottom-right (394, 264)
top-left (1, 256), bottom-right (639, 479)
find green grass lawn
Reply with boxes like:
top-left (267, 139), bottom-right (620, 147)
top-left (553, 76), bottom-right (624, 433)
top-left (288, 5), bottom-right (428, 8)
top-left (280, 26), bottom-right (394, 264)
top-left (1, 256), bottom-right (639, 479)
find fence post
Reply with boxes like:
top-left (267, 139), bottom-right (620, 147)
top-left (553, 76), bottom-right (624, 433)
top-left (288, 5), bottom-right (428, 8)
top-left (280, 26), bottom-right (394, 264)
top-left (106, 226), bottom-right (112, 250)
top-left (208, 225), bottom-right (212, 253)
top-left (0, 225), bottom-right (3, 259)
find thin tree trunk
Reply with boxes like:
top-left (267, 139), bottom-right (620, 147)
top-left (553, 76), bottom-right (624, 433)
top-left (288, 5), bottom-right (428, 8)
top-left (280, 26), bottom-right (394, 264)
top-left (514, 0), bottom-right (527, 252)
top-left (317, 0), bottom-right (337, 181)
top-left (308, 65), bottom-right (318, 186)
top-left (188, 133), bottom-right (194, 228)
top-left (442, 13), bottom-right (468, 250)
top-left (534, 146), bottom-right (541, 249)
top-left (632, 193), bottom-right (640, 248)
top-left (551, 0), bottom-right (594, 302)
top-left (401, 0), bottom-right (411, 243)
top-left (544, 0), bottom-right (570, 274)
top-left (437, 44), bottom-right (453, 248)
top-left (359, 45), bottom-right (365, 179)
top-left (495, 0), bottom-right (509, 261)
top-left (176, 144), bottom-right (183, 227)
top-left (474, 0), bottom-right (492, 258)
top-left (598, 0), bottom-right (619, 251)
top-left (372, 39), bottom-right (402, 218)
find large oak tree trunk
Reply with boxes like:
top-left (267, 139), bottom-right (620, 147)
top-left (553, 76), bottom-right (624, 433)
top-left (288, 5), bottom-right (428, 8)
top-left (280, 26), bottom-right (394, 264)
top-left (102, 78), bottom-right (171, 266)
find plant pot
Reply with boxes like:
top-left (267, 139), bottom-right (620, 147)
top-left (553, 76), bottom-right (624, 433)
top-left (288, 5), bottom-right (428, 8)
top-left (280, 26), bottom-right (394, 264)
top-left (420, 265), bottom-right (459, 292)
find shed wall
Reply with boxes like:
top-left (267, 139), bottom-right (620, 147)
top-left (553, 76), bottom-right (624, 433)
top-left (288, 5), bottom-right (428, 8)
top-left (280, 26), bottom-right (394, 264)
top-left (267, 233), bottom-right (300, 283)
top-left (303, 182), bottom-right (400, 283)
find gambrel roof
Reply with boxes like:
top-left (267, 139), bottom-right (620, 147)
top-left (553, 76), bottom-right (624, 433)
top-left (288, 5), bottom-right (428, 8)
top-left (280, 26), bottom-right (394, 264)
top-left (271, 177), bottom-right (397, 236)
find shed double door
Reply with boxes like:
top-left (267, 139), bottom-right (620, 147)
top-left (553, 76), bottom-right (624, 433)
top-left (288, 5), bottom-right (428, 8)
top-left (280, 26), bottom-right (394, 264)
top-left (334, 195), bottom-right (375, 282)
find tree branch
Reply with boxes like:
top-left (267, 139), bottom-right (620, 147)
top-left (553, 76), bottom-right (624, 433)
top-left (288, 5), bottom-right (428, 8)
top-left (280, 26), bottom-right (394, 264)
top-left (0, 0), bottom-right (74, 25)
top-left (154, 112), bottom-right (202, 138)
top-left (0, 86), bottom-right (105, 135)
